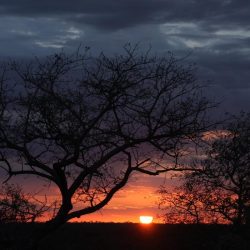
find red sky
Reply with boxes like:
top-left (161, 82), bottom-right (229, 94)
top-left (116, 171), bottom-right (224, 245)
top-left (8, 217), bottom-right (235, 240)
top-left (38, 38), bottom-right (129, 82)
top-left (71, 174), bottom-right (172, 223)
top-left (2, 172), bottom-right (178, 223)
top-left (0, 133), bottom-right (219, 223)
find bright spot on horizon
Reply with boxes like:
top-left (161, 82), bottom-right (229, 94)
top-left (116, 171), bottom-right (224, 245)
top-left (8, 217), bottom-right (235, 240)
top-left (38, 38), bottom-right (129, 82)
top-left (139, 216), bottom-right (153, 224)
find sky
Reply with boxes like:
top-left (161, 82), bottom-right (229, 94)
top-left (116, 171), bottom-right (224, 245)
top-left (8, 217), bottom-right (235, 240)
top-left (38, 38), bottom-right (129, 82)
top-left (0, 0), bottom-right (250, 223)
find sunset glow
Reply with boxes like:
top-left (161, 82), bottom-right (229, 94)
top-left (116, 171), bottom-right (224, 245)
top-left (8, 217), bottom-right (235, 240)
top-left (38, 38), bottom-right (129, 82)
top-left (139, 216), bottom-right (153, 224)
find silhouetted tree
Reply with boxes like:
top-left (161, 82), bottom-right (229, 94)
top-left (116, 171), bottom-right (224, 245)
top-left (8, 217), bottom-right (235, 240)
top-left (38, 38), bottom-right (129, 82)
top-left (0, 184), bottom-right (48, 250)
top-left (158, 185), bottom-right (221, 224)
top-left (159, 113), bottom-right (250, 225)
top-left (0, 183), bottom-right (46, 223)
top-left (0, 45), bottom-right (213, 247)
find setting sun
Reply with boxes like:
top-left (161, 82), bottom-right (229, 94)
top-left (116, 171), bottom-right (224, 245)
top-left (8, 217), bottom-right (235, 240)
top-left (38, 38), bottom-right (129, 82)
top-left (139, 216), bottom-right (153, 224)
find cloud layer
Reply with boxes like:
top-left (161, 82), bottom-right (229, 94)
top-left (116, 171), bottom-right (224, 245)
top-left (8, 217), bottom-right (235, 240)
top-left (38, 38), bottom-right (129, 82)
top-left (0, 0), bottom-right (250, 111)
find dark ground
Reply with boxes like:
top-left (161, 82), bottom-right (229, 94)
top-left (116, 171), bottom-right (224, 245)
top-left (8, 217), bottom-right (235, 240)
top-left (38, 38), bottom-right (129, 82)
top-left (1, 223), bottom-right (249, 250)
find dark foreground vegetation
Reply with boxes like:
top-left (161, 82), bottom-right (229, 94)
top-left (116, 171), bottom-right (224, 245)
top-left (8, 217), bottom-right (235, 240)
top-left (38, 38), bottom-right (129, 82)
top-left (1, 223), bottom-right (249, 250)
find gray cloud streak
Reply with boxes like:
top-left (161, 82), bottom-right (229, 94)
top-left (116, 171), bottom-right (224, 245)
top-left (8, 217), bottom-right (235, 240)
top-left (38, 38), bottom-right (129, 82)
top-left (0, 1), bottom-right (250, 30)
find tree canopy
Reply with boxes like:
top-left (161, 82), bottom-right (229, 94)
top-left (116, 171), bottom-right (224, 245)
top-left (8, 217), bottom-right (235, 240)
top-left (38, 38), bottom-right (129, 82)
top-left (0, 45), bottom-right (212, 243)
top-left (159, 113), bottom-right (250, 225)
top-left (0, 183), bottom-right (47, 223)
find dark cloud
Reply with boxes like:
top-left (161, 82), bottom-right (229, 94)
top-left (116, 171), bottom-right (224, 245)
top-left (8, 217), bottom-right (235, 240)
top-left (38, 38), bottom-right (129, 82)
top-left (0, 1), bottom-right (250, 31)
top-left (0, 0), bottom-right (249, 113)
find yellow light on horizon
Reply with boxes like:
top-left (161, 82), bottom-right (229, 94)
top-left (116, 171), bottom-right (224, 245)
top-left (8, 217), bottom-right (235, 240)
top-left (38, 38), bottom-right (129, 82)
top-left (139, 216), bottom-right (153, 224)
